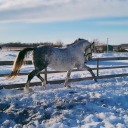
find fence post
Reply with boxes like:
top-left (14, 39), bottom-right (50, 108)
top-left (44, 68), bottom-right (47, 83)
top-left (97, 59), bottom-right (99, 77)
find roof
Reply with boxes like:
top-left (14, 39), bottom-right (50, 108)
top-left (120, 44), bottom-right (128, 48)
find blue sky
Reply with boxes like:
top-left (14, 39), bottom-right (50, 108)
top-left (0, 0), bottom-right (128, 45)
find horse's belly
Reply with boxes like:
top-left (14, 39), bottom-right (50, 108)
top-left (48, 53), bottom-right (76, 71)
top-left (49, 63), bottom-right (74, 71)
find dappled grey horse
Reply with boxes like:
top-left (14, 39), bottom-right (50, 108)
top-left (8, 38), bottom-right (97, 92)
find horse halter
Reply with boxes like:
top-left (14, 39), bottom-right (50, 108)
top-left (84, 43), bottom-right (94, 61)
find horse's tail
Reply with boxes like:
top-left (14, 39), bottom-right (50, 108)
top-left (8, 47), bottom-right (34, 79)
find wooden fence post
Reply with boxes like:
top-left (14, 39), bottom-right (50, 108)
top-left (44, 68), bottom-right (47, 83)
top-left (97, 59), bottom-right (99, 77)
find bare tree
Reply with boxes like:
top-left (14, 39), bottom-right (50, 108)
top-left (92, 39), bottom-right (104, 46)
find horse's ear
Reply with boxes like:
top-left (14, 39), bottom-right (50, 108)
top-left (91, 42), bottom-right (95, 47)
top-left (92, 42), bottom-right (95, 45)
top-left (91, 42), bottom-right (95, 51)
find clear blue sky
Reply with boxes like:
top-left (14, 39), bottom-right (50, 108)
top-left (0, 0), bottom-right (128, 45)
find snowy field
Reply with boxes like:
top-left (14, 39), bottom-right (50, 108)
top-left (0, 50), bottom-right (128, 128)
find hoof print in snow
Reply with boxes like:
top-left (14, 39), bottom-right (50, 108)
top-left (0, 103), bottom-right (10, 111)
top-left (102, 104), bottom-right (107, 107)
top-left (69, 91), bottom-right (77, 94)
top-left (43, 112), bottom-right (51, 120)
top-left (15, 109), bottom-right (29, 124)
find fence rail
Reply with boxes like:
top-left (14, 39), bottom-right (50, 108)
top-left (0, 57), bottom-right (128, 89)
top-left (1, 57), bottom-right (128, 66)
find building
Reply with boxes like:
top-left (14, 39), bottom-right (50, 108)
top-left (120, 44), bottom-right (128, 51)
top-left (95, 45), bottom-right (113, 53)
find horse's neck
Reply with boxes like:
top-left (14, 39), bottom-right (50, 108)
top-left (68, 43), bottom-right (78, 49)
top-left (69, 42), bottom-right (88, 53)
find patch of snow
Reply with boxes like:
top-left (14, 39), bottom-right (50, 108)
top-left (0, 51), bottom-right (128, 127)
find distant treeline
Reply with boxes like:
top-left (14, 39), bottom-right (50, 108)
top-left (0, 41), bottom-right (63, 48)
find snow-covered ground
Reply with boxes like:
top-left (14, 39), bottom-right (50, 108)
top-left (0, 50), bottom-right (128, 128)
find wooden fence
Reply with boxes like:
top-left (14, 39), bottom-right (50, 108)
top-left (0, 57), bottom-right (128, 89)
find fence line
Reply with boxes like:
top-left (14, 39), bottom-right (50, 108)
top-left (0, 57), bottom-right (128, 89)
top-left (1, 57), bottom-right (128, 66)
top-left (1, 66), bottom-right (128, 77)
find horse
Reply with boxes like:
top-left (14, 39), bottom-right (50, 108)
top-left (8, 38), bottom-right (97, 93)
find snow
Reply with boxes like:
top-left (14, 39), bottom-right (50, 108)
top-left (0, 50), bottom-right (128, 128)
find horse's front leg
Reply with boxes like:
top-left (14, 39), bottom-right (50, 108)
top-left (64, 70), bottom-right (71, 87)
top-left (83, 65), bottom-right (97, 82)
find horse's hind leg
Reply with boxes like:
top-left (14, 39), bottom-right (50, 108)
top-left (37, 74), bottom-right (46, 89)
top-left (24, 69), bottom-right (42, 93)
top-left (64, 70), bottom-right (71, 87)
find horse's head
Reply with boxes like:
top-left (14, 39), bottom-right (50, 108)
top-left (71, 38), bottom-right (94, 61)
top-left (84, 42), bottom-right (95, 61)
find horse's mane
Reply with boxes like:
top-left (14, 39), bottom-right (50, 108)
top-left (67, 38), bottom-right (83, 47)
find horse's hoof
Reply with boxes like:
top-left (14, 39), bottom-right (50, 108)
top-left (41, 81), bottom-right (46, 89)
top-left (24, 87), bottom-right (33, 93)
top-left (94, 78), bottom-right (97, 82)
top-left (43, 86), bottom-right (46, 90)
